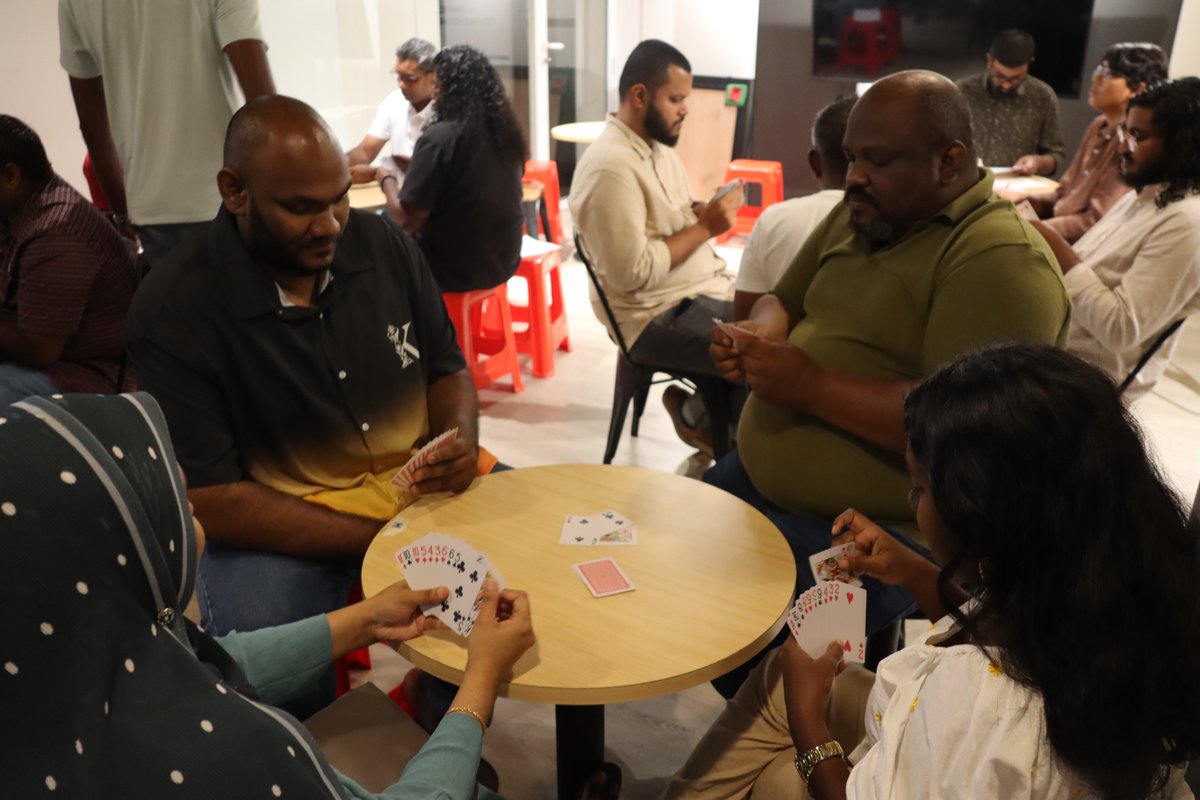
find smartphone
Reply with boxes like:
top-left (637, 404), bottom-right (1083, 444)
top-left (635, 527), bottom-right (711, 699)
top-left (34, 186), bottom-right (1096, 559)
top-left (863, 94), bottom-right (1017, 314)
top-left (711, 178), bottom-right (744, 202)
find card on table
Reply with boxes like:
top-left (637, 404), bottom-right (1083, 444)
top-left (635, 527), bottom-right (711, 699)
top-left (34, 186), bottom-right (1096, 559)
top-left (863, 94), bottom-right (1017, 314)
top-left (573, 557), bottom-right (636, 597)
top-left (390, 428), bottom-right (459, 491)
top-left (394, 531), bottom-right (504, 637)
top-left (808, 542), bottom-right (862, 587)
top-left (559, 510), bottom-right (638, 546)
top-left (787, 581), bottom-right (867, 664)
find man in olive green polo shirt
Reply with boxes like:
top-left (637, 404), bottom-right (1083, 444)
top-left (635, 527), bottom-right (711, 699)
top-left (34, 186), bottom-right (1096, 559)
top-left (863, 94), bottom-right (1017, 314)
top-left (706, 71), bottom-right (1069, 693)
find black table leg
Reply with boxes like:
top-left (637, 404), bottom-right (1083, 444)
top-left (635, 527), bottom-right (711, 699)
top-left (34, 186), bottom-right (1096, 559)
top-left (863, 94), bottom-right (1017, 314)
top-left (555, 704), bottom-right (604, 800)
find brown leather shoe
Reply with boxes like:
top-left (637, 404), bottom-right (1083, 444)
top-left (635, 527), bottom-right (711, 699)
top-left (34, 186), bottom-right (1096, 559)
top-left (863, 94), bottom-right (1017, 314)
top-left (662, 385), bottom-right (714, 458)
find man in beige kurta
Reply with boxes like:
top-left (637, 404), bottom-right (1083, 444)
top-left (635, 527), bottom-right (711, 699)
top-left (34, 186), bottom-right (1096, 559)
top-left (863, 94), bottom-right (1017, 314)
top-left (570, 39), bottom-right (741, 454)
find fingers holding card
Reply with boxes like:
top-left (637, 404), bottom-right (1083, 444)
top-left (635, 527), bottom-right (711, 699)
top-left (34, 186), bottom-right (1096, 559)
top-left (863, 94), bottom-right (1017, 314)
top-left (390, 428), bottom-right (459, 492)
top-left (394, 531), bottom-right (504, 637)
top-left (788, 581), bottom-right (868, 664)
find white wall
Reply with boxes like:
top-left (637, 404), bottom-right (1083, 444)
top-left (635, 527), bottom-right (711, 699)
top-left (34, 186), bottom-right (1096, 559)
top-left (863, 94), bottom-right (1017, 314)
top-left (1170, 0), bottom-right (1200, 77)
top-left (0, 1), bottom-right (90, 194)
top-left (606, 0), bottom-right (760, 110)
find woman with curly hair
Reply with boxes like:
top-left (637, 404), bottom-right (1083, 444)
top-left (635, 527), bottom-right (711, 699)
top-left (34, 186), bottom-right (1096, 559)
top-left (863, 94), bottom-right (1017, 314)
top-left (666, 343), bottom-right (1200, 799)
top-left (383, 44), bottom-right (526, 293)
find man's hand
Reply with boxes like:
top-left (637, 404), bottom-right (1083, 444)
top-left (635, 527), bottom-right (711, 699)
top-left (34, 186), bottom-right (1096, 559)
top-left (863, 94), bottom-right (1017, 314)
top-left (349, 163), bottom-right (378, 184)
top-left (696, 184), bottom-right (743, 238)
top-left (410, 436), bottom-right (476, 497)
top-left (366, 580), bottom-right (449, 643)
top-left (1011, 154), bottom-right (1041, 175)
top-left (709, 319), bottom-right (769, 383)
top-left (737, 336), bottom-right (823, 410)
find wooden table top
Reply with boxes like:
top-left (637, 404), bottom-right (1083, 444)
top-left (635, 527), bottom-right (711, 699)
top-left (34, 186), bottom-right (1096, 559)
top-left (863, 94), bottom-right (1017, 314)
top-left (361, 464), bottom-right (795, 705)
top-left (348, 182), bottom-right (387, 211)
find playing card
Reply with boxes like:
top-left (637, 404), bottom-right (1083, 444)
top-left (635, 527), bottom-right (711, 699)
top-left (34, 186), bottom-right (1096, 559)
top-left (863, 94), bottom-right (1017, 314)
top-left (559, 510), bottom-right (637, 546)
top-left (788, 583), bottom-right (867, 664)
top-left (808, 543), bottom-right (862, 587)
top-left (1015, 199), bottom-right (1039, 221)
top-left (712, 318), bottom-right (762, 342)
top-left (573, 557), bottom-right (636, 597)
top-left (394, 532), bottom-right (505, 637)
top-left (390, 428), bottom-right (459, 491)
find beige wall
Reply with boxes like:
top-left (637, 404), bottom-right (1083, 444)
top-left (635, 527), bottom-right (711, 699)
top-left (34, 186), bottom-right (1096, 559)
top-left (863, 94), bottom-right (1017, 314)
top-left (0, 1), bottom-right (91, 194)
top-left (1170, 0), bottom-right (1200, 77)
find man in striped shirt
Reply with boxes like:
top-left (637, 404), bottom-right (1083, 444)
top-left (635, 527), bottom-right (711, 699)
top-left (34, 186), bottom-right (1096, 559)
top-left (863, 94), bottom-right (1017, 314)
top-left (0, 115), bottom-right (137, 405)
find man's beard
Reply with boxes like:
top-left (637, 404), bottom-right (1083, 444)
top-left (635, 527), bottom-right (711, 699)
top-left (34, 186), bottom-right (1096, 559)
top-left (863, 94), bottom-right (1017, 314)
top-left (246, 200), bottom-right (338, 277)
top-left (1120, 156), bottom-right (1168, 192)
top-left (987, 80), bottom-right (1017, 99)
top-left (645, 104), bottom-right (680, 147)
top-left (844, 188), bottom-right (897, 246)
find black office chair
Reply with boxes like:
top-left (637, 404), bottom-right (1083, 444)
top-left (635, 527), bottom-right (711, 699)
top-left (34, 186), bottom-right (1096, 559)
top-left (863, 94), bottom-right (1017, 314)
top-left (574, 232), bottom-right (736, 464)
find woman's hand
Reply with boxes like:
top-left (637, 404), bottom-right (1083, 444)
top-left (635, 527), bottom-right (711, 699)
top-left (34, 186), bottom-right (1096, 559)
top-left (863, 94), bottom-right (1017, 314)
top-left (832, 508), bottom-right (929, 590)
top-left (465, 579), bottom-right (535, 683)
top-left (366, 580), bottom-right (448, 644)
top-left (781, 638), bottom-right (845, 750)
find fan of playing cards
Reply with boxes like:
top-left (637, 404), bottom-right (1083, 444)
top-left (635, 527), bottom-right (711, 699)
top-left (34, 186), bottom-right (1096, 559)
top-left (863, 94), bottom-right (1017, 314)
top-left (391, 428), bottom-right (458, 492)
top-left (395, 532), bottom-right (505, 637)
top-left (785, 542), bottom-right (869, 663)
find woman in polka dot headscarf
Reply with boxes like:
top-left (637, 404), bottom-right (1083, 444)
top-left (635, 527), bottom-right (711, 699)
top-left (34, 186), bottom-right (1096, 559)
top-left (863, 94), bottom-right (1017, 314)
top-left (0, 393), bottom-right (534, 799)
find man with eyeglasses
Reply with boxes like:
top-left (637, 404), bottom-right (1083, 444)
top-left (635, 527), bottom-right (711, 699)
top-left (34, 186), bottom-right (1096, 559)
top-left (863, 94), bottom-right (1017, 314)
top-left (1008, 43), bottom-right (1168, 243)
top-left (956, 29), bottom-right (1065, 176)
top-left (347, 37), bottom-right (438, 185)
top-left (1031, 78), bottom-right (1200, 399)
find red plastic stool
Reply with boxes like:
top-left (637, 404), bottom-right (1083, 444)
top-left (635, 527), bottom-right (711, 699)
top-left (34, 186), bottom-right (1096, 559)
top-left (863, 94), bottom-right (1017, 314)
top-left (717, 159), bottom-right (785, 243)
top-left (836, 7), bottom-right (900, 76)
top-left (443, 284), bottom-right (524, 393)
top-left (523, 160), bottom-right (563, 244)
top-left (503, 244), bottom-right (572, 378)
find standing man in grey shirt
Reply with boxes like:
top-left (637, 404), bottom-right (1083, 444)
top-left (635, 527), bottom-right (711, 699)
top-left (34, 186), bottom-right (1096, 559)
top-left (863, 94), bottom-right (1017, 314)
top-left (957, 29), bottom-right (1065, 176)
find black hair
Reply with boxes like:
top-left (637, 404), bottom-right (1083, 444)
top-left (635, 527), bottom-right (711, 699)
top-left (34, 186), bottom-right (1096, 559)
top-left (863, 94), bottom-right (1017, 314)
top-left (1127, 77), bottom-right (1200, 209)
top-left (920, 78), bottom-right (975, 156)
top-left (904, 343), bottom-right (1200, 800)
top-left (988, 29), bottom-right (1035, 68)
top-left (1101, 42), bottom-right (1168, 91)
top-left (396, 37), bottom-right (437, 72)
top-left (617, 39), bottom-right (691, 101)
top-left (811, 95), bottom-right (855, 179)
top-left (431, 45), bottom-right (526, 164)
top-left (0, 114), bottom-right (53, 187)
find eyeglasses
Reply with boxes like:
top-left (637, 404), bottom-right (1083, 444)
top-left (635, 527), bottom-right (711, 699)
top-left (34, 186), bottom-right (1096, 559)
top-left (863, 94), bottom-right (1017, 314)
top-left (389, 69), bottom-right (425, 85)
top-left (1115, 123), bottom-right (1149, 152)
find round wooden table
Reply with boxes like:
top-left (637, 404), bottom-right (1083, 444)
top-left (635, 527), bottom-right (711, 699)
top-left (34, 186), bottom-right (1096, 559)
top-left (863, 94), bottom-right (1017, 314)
top-left (549, 120), bottom-right (606, 144)
top-left (361, 464), bottom-right (795, 798)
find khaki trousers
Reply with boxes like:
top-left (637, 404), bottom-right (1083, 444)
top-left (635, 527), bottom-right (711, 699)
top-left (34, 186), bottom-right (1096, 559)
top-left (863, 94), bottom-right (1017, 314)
top-left (663, 649), bottom-right (875, 800)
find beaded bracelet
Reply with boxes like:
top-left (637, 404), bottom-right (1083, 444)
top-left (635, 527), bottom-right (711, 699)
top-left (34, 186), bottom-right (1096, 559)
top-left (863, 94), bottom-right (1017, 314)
top-left (446, 706), bottom-right (487, 734)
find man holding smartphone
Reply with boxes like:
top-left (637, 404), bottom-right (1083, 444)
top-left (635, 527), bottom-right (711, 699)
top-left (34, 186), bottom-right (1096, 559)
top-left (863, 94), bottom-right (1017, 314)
top-left (570, 39), bottom-right (743, 456)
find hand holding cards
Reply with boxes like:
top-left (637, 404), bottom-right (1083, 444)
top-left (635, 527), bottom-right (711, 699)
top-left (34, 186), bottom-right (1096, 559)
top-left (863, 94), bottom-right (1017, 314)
top-left (395, 532), bottom-right (504, 637)
top-left (787, 580), bottom-right (868, 664)
top-left (391, 428), bottom-right (458, 491)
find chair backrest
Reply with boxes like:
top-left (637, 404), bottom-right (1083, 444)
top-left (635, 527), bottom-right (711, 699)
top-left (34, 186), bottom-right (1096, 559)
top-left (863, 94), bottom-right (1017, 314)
top-left (1119, 318), bottom-right (1186, 394)
top-left (573, 231), bottom-right (632, 357)
top-left (523, 160), bottom-right (563, 245)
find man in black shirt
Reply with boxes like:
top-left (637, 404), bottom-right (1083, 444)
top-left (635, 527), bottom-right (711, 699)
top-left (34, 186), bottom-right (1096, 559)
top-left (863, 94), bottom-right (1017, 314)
top-left (128, 96), bottom-right (481, 717)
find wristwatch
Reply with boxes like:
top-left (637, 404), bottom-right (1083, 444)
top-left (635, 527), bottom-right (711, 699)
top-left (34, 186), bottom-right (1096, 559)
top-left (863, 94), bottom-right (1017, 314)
top-left (794, 740), bottom-right (844, 784)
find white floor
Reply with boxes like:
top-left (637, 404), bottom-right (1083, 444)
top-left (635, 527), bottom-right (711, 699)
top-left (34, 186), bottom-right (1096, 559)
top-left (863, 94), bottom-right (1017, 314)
top-left (357, 240), bottom-right (1200, 799)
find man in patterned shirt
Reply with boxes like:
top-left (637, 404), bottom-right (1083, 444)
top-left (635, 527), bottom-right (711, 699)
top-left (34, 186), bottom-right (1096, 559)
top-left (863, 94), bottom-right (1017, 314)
top-left (0, 115), bottom-right (137, 405)
top-left (957, 29), bottom-right (1065, 176)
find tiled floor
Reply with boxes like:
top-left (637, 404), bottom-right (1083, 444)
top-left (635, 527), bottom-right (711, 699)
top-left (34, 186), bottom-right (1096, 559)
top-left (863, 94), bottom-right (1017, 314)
top-left (358, 238), bottom-right (1200, 799)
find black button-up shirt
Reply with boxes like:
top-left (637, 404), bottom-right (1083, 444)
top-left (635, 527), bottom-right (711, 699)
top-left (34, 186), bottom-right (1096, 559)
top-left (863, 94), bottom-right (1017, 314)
top-left (128, 207), bottom-right (465, 495)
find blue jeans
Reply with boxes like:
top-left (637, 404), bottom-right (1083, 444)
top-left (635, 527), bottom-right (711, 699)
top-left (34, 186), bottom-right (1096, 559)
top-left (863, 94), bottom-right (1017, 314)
top-left (135, 221), bottom-right (208, 268)
top-left (703, 449), bottom-right (926, 696)
top-left (0, 362), bottom-right (57, 406)
top-left (197, 545), bottom-right (359, 719)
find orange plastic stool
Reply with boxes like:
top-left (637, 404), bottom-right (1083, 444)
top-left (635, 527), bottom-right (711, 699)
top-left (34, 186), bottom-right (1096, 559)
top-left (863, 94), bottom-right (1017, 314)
top-left (505, 246), bottom-right (572, 378)
top-left (717, 159), bottom-right (785, 242)
top-left (523, 160), bottom-right (563, 244)
top-left (836, 7), bottom-right (900, 76)
top-left (443, 284), bottom-right (524, 393)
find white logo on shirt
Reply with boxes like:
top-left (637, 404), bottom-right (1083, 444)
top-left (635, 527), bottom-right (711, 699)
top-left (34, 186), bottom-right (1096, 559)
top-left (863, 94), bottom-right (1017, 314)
top-left (386, 323), bottom-right (421, 368)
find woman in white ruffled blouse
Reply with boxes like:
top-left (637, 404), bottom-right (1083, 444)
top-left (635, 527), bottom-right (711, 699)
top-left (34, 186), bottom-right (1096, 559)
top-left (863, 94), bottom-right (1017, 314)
top-left (667, 344), bottom-right (1200, 800)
